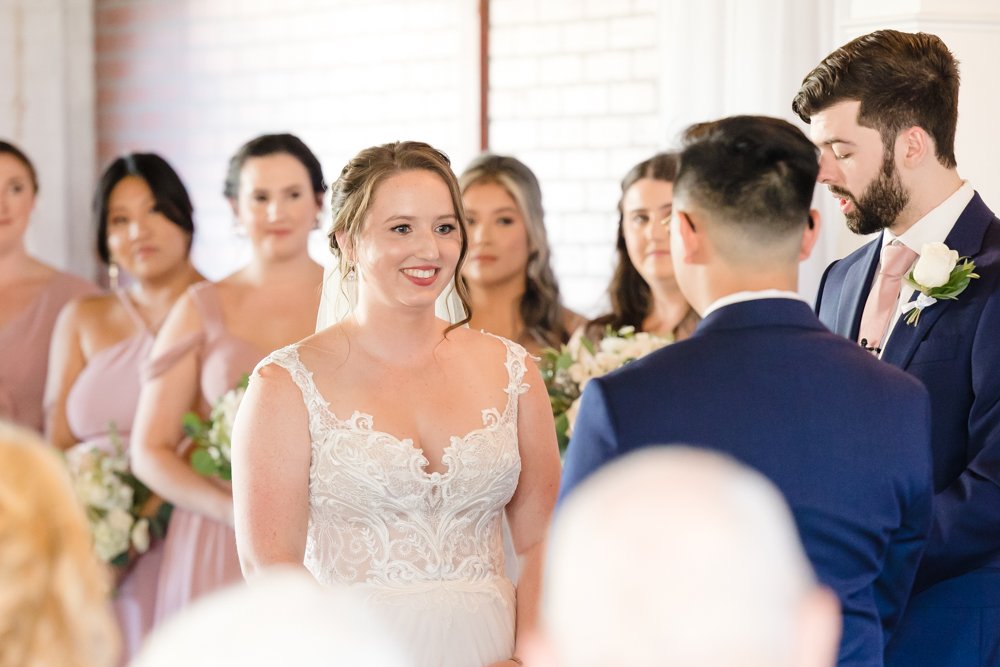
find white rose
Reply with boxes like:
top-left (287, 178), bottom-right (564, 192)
top-left (131, 518), bottom-right (151, 553)
top-left (913, 243), bottom-right (959, 288)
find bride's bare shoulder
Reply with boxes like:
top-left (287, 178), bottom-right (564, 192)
top-left (442, 326), bottom-right (521, 362)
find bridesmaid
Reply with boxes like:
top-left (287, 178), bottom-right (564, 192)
top-left (459, 154), bottom-right (583, 357)
top-left (43, 153), bottom-right (203, 661)
top-left (587, 152), bottom-right (698, 340)
top-left (130, 133), bottom-right (325, 622)
top-left (0, 141), bottom-right (98, 432)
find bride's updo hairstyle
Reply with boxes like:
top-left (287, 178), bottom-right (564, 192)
top-left (328, 141), bottom-right (472, 329)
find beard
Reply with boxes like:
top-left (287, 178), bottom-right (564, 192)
top-left (830, 152), bottom-right (910, 235)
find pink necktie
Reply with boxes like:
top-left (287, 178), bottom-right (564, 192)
top-left (858, 242), bottom-right (918, 352)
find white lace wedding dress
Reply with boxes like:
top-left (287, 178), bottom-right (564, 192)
top-left (257, 335), bottom-right (527, 667)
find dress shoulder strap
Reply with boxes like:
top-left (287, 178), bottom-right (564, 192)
top-left (251, 344), bottom-right (329, 419)
top-left (482, 333), bottom-right (531, 420)
top-left (114, 290), bottom-right (149, 332)
top-left (187, 281), bottom-right (224, 337)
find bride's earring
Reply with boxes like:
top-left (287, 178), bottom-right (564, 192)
top-left (108, 261), bottom-right (120, 291)
top-left (345, 263), bottom-right (356, 281)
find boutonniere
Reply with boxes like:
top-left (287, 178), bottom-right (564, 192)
top-left (902, 242), bottom-right (979, 325)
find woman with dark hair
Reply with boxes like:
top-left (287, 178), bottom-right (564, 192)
top-left (42, 152), bottom-right (203, 660)
top-left (589, 152), bottom-right (698, 339)
top-left (0, 140), bottom-right (98, 433)
top-left (130, 133), bottom-right (325, 622)
top-left (460, 154), bottom-right (583, 356)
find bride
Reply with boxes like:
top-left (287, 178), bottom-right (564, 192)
top-left (231, 141), bottom-right (560, 667)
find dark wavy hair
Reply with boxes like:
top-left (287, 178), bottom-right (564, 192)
top-left (792, 29), bottom-right (960, 168)
top-left (224, 133), bottom-right (326, 203)
top-left (459, 153), bottom-right (569, 348)
top-left (591, 152), bottom-right (679, 332)
top-left (94, 153), bottom-right (195, 265)
top-left (0, 140), bottom-right (39, 193)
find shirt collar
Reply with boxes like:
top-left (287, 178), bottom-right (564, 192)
top-left (701, 289), bottom-right (808, 319)
top-left (884, 181), bottom-right (975, 253)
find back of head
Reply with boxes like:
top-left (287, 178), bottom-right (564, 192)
top-left (792, 29), bottom-right (960, 167)
top-left (545, 447), bottom-right (820, 667)
top-left (0, 422), bottom-right (118, 667)
top-left (674, 115), bottom-right (818, 262)
top-left (132, 568), bottom-right (410, 667)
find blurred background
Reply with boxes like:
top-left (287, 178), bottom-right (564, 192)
top-left (3, 0), bottom-right (998, 316)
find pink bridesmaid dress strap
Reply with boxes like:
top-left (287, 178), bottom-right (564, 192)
top-left (115, 290), bottom-right (151, 333)
top-left (141, 330), bottom-right (204, 382)
top-left (187, 281), bottom-right (225, 338)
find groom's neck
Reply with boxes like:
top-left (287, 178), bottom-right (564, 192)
top-left (692, 263), bottom-right (800, 316)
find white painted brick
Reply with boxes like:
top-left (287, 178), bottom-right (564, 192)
top-left (490, 56), bottom-right (540, 88)
top-left (536, 1), bottom-right (586, 23)
top-left (582, 50), bottom-right (631, 82)
top-left (631, 48), bottom-right (660, 79)
top-left (631, 0), bottom-right (660, 12)
top-left (585, 117), bottom-right (632, 148)
top-left (629, 115), bottom-right (666, 148)
top-left (560, 83), bottom-right (610, 115)
top-left (538, 54), bottom-right (584, 85)
top-left (585, 178), bottom-right (622, 212)
top-left (608, 15), bottom-right (658, 49)
top-left (561, 148), bottom-right (609, 179)
top-left (510, 24), bottom-right (564, 56)
top-left (512, 150), bottom-right (563, 181)
top-left (611, 147), bottom-right (658, 175)
top-left (583, 0), bottom-right (635, 19)
top-left (490, 118), bottom-right (539, 148)
top-left (561, 20), bottom-right (609, 51)
top-left (534, 117), bottom-right (587, 149)
top-left (490, 0), bottom-right (539, 27)
top-left (544, 181), bottom-right (589, 213)
top-left (522, 87), bottom-right (563, 117)
top-left (609, 81), bottom-right (657, 114)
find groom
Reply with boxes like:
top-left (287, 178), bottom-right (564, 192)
top-left (560, 115), bottom-right (934, 667)
top-left (794, 29), bottom-right (1000, 666)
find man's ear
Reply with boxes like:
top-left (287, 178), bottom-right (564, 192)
top-left (900, 125), bottom-right (932, 167)
top-left (674, 210), bottom-right (704, 265)
top-left (799, 209), bottom-right (822, 261)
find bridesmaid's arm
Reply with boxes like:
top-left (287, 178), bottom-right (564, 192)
top-left (231, 363), bottom-right (311, 578)
top-left (131, 293), bottom-right (234, 525)
top-left (44, 299), bottom-right (88, 449)
top-left (500, 361), bottom-right (561, 667)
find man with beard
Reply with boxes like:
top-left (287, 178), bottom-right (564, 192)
top-left (794, 29), bottom-right (1000, 667)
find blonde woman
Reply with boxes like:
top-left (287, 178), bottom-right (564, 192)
top-left (233, 142), bottom-right (560, 667)
top-left (460, 154), bottom-right (582, 356)
top-left (0, 421), bottom-right (119, 667)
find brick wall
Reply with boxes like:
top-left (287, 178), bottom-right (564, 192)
top-left (488, 0), bottom-right (664, 315)
top-left (95, 0), bottom-right (481, 279)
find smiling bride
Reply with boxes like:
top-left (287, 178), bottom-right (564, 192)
top-left (231, 141), bottom-right (560, 667)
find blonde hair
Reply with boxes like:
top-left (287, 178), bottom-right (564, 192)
top-left (328, 141), bottom-right (471, 329)
top-left (459, 153), bottom-right (569, 348)
top-left (0, 422), bottom-right (119, 667)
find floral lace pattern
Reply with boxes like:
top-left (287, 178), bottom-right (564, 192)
top-left (255, 335), bottom-right (528, 600)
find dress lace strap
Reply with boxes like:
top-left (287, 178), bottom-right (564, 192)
top-left (251, 344), bottom-right (329, 417)
top-left (482, 333), bottom-right (531, 421)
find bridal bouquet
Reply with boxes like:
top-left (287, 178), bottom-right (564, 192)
top-left (183, 374), bottom-right (249, 481)
top-left (65, 426), bottom-right (170, 566)
top-left (540, 326), bottom-right (673, 452)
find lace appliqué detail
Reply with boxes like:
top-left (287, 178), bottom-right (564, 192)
top-left (254, 335), bottom-right (528, 611)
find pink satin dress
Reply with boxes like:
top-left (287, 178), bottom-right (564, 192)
top-left (64, 290), bottom-right (163, 663)
top-left (0, 270), bottom-right (98, 432)
top-left (143, 281), bottom-right (264, 623)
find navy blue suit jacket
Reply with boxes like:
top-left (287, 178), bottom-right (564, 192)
top-left (560, 299), bottom-right (933, 667)
top-left (816, 193), bottom-right (1000, 666)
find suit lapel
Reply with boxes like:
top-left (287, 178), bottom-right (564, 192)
top-left (881, 193), bottom-right (991, 369)
top-left (838, 237), bottom-right (881, 340)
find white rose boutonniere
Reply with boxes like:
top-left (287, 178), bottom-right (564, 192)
top-left (903, 242), bottom-right (979, 325)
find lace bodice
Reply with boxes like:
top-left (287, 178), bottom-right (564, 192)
top-left (256, 335), bottom-right (528, 591)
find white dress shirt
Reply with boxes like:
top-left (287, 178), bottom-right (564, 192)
top-left (701, 289), bottom-right (809, 319)
top-left (878, 181), bottom-right (974, 352)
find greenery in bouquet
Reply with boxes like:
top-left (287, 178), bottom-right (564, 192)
top-left (65, 424), bottom-right (171, 567)
top-left (183, 374), bottom-right (249, 481)
top-left (540, 326), bottom-right (673, 453)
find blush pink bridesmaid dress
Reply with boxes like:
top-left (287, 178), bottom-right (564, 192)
top-left (0, 270), bottom-right (97, 432)
top-left (64, 290), bottom-right (163, 663)
top-left (143, 281), bottom-right (265, 623)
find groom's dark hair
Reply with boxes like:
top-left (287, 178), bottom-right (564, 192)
top-left (674, 115), bottom-right (818, 241)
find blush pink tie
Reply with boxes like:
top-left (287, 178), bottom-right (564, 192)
top-left (858, 242), bottom-right (918, 352)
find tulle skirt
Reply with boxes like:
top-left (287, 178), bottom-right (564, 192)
top-left (356, 576), bottom-right (515, 667)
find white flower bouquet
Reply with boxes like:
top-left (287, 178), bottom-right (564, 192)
top-left (65, 426), bottom-right (170, 566)
top-left (540, 326), bottom-right (673, 452)
top-left (183, 374), bottom-right (249, 481)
